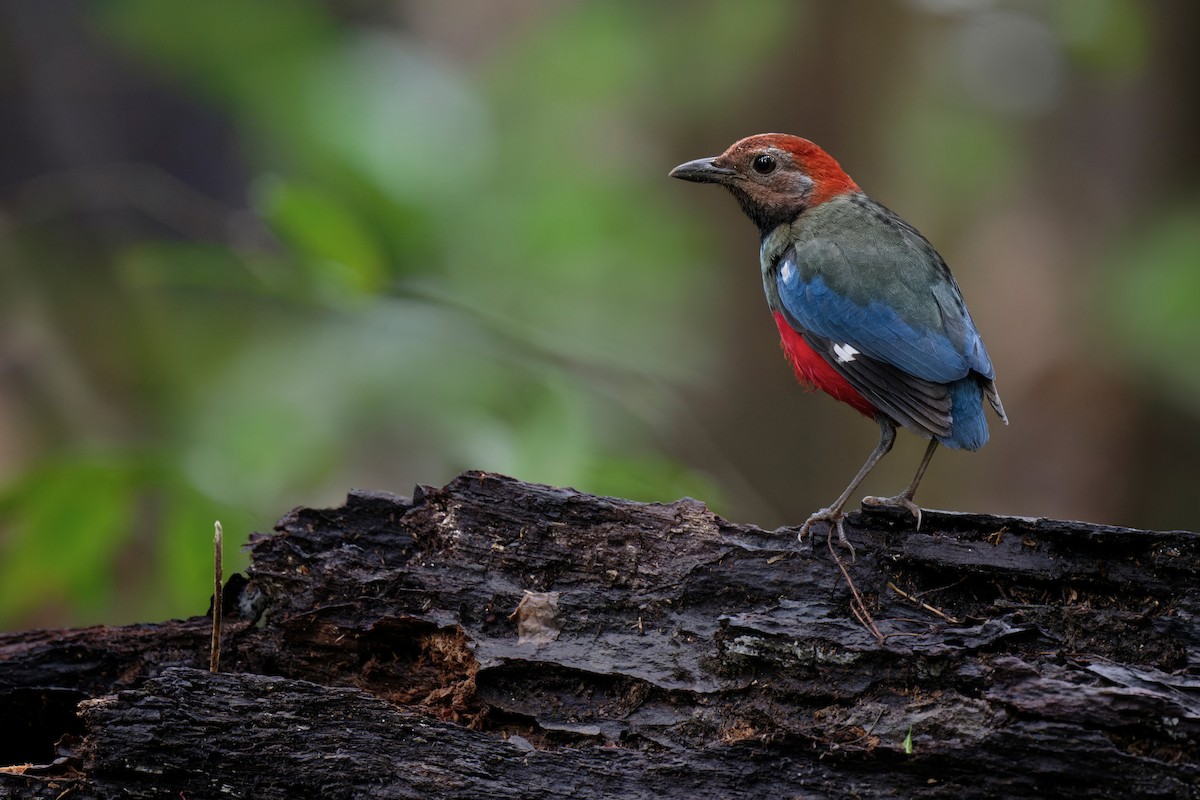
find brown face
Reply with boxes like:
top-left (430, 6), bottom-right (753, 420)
top-left (671, 134), bottom-right (860, 233)
top-left (670, 134), bottom-right (825, 233)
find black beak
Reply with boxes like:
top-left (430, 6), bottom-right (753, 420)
top-left (669, 156), bottom-right (735, 184)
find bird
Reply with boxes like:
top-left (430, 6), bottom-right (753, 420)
top-left (669, 134), bottom-right (1006, 550)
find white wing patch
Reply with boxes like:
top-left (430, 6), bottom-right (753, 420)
top-left (779, 259), bottom-right (796, 286)
top-left (833, 343), bottom-right (859, 363)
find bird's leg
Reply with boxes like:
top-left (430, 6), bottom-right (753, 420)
top-left (863, 439), bottom-right (939, 529)
top-left (798, 417), bottom-right (897, 557)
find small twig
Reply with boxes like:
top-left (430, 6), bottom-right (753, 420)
top-left (908, 576), bottom-right (967, 599)
top-left (828, 527), bottom-right (883, 642)
top-left (845, 707), bottom-right (887, 747)
top-left (210, 521), bottom-right (223, 674)
top-left (887, 581), bottom-right (960, 624)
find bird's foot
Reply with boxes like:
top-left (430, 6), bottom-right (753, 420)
top-left (798, 506), bottom-right (856, 562)
top-left (862, 493), bottom-right (923, 530)
top-left (797, 505), bottom-right (837, 544)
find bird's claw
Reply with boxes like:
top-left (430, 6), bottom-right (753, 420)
top-left (798, 507), bottom-right (856, 562)
top-left (862, 493), bottom-right (923, 530)
top-left (797, 505), bottom-right (836, 544)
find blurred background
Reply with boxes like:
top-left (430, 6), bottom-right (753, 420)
top-left (1, 0), bottom-right (1198, 630)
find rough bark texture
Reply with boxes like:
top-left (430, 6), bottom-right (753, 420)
top-left (1, 471), bottom-right (1198, 799)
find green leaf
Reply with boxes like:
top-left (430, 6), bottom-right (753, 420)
top-left (0, 455), bottom-right (137, 626)
top-left (256, 177), bottom-right (387, 296)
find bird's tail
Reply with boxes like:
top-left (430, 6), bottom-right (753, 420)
top-left (938, 377), bottom-right (994, 451)
top-left (984, 380), bottom-right (1008, 425)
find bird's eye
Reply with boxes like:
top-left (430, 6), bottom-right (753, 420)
top-left (752, 154), bottom-right (777, 175)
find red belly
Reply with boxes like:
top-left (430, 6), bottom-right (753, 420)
top-left (772, 311), bottom-right (877, 418)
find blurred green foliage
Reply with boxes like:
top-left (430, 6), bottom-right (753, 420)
top-left (1100, 208), bottom-right (1200, 401)
top-left (0, 0), bottom-right (801, 627)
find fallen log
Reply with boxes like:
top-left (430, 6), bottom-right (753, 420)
top-left (1, 471), bottom-right (1197, 799)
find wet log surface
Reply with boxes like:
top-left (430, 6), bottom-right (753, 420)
top-left (2, 471), bottom-right (1198, 799)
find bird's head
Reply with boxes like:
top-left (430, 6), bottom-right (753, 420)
top-left (669, 134), bottom-right (859, 234)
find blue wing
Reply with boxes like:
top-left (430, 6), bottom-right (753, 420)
top-left (774, 239), bottom-right (1001, 449)
top-left (776, 241), bottom-right (994, 383)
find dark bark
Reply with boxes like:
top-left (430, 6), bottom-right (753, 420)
top-left (1, 471), bottom-right (1198, 799)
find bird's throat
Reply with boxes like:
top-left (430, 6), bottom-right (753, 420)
top-left (729, 188), bottom-right (805, 237)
